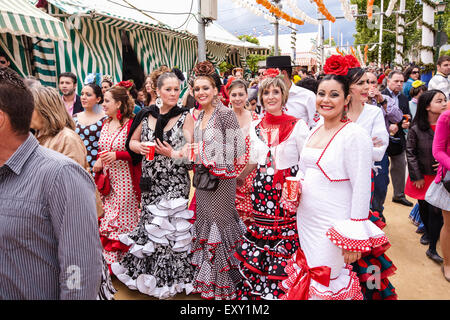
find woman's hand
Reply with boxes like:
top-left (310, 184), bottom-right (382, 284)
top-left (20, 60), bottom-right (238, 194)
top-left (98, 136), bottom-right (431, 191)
top-left (101, 152), bottom-right (117, 165)
top-left (155, 138), bottom-right (173, 158)
top-left (372, 137), bottom-right (383, 148)
top-left (413, 179), bottom-right (425, 189)
top-left (236, 175), bottom-right (245, 188)
top-left (342, 249), bottom-right (362, 264)
top-left (432, 162), bottom-right (440, 172)
top-left (92, 158), bottom-right (103, 173)
top-left (137, 142), bottom-right (151, 156)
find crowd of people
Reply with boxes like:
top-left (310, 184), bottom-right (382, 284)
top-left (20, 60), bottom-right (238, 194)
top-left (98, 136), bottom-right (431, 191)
top-left (0, 51), bottom-right (449, 300)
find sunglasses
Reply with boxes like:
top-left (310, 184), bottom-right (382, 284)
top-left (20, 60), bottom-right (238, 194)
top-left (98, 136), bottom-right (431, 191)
top-left (411, 71), bottom-right (420, 74)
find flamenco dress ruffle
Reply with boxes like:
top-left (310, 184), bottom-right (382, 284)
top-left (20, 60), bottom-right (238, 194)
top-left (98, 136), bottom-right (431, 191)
top-left (351, 210), bottom-right (398, 300)
top-left (112, 197), bottom-right (195, 299)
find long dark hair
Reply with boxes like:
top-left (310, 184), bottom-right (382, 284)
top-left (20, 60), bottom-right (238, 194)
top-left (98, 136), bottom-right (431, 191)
top-left (346, 67), bottom-right (366, 86)
top-left (85, 83), bottom-right (103, 104)
top-left (413, 89), bottom-right (446, 131)
top-left (403, 65), bottom-right (419, 82)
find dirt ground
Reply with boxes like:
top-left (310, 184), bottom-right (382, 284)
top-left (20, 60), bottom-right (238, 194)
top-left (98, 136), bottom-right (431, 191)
top-left (112, 183), bottom-right (450, 300)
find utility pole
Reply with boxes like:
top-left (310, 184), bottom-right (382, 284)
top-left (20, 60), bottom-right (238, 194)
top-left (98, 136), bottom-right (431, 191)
top-left (198, 0), bottom-right (206, 62)
top-left (272, 0), bottom-right (281, 55)
top-left (377, 0), bottom-right (384, 68)
top-left (395, 0), bottom-right (406, 66)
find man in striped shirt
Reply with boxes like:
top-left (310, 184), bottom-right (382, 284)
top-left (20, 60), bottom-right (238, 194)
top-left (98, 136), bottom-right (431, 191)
top-left (0, 68), bottom-right (102, 299)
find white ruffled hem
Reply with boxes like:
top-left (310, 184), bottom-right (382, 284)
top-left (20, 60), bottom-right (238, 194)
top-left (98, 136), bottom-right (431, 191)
top-left (280, 253), bottom-right (363, 300)
top-left (326, 219), bottom-right (388, 252)
top-left (111, 263), bottom-right (194, 299)
top-left (118, 197), bottom-right (194, 256)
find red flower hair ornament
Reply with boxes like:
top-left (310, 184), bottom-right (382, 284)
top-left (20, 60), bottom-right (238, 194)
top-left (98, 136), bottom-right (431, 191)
top-left (323, 55), bottom-right (349, 76)
top-left (344, 54), bottom-right (361, 68)
top-left (116, 80), bottom-right (134, 91)
top-left (260, 68), bottom-right (283, 81)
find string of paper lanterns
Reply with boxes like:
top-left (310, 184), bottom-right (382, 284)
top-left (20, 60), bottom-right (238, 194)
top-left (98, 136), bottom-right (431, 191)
top-left (311, 0), bottom-right (336, 22)
top-left (255, 0), bottom-right (304, 25)
top-left (283, 0), bottom-right (319, 25)
top-left (367, 0), bottom-right (375, 19)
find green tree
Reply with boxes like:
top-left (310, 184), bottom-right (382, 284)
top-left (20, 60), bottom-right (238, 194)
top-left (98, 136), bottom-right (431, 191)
top-left (238, 35), bottom-right (260, 45)
top-left (351, 0), bottom-right (422, 64)
top-left (245, 53), bottom-right (267, 74)
top-left (324, 38), bottom-right (336, 46)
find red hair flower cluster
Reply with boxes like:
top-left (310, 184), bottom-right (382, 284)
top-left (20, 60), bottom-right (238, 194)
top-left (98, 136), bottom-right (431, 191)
top-left (260, 68), bottom-right (281, 80)
top-left (116, 80), bottom-right (134, 90)
top-left (344, 55), bottom-right (361, 68)
top-left (323, 55), bottom-right (349, 76)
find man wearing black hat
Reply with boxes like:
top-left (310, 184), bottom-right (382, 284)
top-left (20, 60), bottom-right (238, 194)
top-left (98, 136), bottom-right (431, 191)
top-left (265, 56), bottom-right (317, 128)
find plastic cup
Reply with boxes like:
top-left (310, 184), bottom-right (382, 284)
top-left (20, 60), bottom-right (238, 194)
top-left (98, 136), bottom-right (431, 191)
top-left (188, 144), bottom-right (196, 162)
top-left (285, 177), bottom-right (301, 201)
top-left (142, 141), bottom-right (156, 161)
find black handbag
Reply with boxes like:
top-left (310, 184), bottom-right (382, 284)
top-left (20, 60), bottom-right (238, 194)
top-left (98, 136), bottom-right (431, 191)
top-left (193, 164), bottom-right (219, 191)
top-left (387, 135), bottom-right (403, 157)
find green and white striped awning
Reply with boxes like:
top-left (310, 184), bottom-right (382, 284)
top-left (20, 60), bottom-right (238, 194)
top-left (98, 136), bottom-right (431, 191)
top-left (0, 0), bottom-right (69, 41)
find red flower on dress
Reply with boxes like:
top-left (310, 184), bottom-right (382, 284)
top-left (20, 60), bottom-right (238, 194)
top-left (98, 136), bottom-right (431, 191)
top-left (344, 55), bottom-right (361, 68)
top-left (323, 55), bottom-right (349, 76)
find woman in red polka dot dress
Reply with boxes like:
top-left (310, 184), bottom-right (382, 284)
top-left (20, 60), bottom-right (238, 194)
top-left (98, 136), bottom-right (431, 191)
top-left (234, 72), bottom-right (309, 300)
top-left (229, 79), bottom-right (259, 227)
top-left (95, 87), bottom-right (141, 269)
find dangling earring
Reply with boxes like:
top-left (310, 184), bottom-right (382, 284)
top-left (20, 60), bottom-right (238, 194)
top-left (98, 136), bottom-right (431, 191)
top-left (156, 96), bottom-right (163, 108)
top-left (340, 105), bottom-right (349, 123)
top-left (313, 111), bottom-right (320, 123)
top-left (116, 108), bottom-right (123, 121)
top-left (177, 98), bottom-right (183, 108)
top-left (212, 95), bottom-right (220, 106)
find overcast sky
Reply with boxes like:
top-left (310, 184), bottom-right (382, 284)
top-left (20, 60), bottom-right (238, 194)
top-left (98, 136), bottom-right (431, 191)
top-left (216, 0), bottom-right (357, 45)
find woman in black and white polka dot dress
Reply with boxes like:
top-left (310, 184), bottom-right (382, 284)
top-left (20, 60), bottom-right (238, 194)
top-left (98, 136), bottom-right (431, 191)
top-left (190, 61), bottom-right (246, 300)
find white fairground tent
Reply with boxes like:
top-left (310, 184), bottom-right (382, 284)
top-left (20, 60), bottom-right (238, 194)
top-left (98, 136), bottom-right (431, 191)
top-left (0, 0), bottom-right (69, 78)
top-left (24, 0), bottom-right (266, 92)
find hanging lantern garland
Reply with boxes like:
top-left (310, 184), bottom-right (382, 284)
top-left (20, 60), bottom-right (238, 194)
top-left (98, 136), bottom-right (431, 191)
top-left (367, 0), bottom-right (375, 20)
top-left (336, 47), bottom-right (344, 56)
top-left (255, 0), bottom-right (304, 25)
top-left (350, 46), bottom-right (357, 58)
top-left (311, 0), bottom-right (336, 22)
top-left (364, 45), bottom-right (368, 64)
top-left (284, 0), bottom-right (319, 25)
top-left (338, 0), bottom-right (354, 21)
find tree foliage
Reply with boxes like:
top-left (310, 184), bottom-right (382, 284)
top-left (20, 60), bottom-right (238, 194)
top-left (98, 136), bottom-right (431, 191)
top-left (237, 34), bottom-right (260, 45)
top-left (351, 0), bottom-right (422, 64)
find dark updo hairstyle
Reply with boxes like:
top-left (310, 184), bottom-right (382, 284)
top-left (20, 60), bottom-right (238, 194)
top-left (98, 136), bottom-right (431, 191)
top-left (193, 60), bottom-right (222, 91)
top-left (228, 79), bottom-right (248, 93)
top-left (346, 67), bottom-right (366, 86)
top-left (409, 84), bottom-right (427, 99)
top-left (413, 89), bottom-right (447, 131)
top-left (317, 74), bottom-right (351, 98)
top-left (107, 86), bottom-right (135, 125)
top-left (85, 82), bottom-right (103, 104)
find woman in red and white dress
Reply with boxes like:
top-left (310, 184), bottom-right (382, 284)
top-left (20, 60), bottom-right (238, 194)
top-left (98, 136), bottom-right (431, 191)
top-left (229, 79), bottom-right (259, 226)
top-left (280, 63), bottom-right (389, 300)
top-left (94, 86), bottom-right (141, 269)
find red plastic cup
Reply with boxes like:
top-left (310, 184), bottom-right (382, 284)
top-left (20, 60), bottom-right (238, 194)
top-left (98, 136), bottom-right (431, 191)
top-left (285, 177), bottom-right (301, 201)
top-left (142, 141), bottom-right (156, 161)
top-left (188, 144), bottom-right (196, 162)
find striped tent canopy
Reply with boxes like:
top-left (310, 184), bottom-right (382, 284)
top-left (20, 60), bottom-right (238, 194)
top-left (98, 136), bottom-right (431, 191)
top-left (0, 0), bottom-right (68, 41)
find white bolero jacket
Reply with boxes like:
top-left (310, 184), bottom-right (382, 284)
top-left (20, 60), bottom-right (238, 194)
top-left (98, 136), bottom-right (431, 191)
top-left (249, 118), bottom-right (309, 170)
top-left (298, 122), bottom-right (388, 252)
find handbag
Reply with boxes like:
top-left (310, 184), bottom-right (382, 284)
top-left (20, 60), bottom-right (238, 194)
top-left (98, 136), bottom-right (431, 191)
top-left (442, 169), bottom-right (450, 193)
top-left (94, 119), bottom-right (128, 196)
top-left (193, 164), bottom-right (219, 191)
top-left (95, 169), bottom-right (111, 196)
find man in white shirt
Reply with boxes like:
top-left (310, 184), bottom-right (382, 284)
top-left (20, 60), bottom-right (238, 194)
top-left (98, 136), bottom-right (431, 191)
top-left (265, 56), bottom-right (317, 128)
top-left (428, 55), bottom-right (450, 99)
